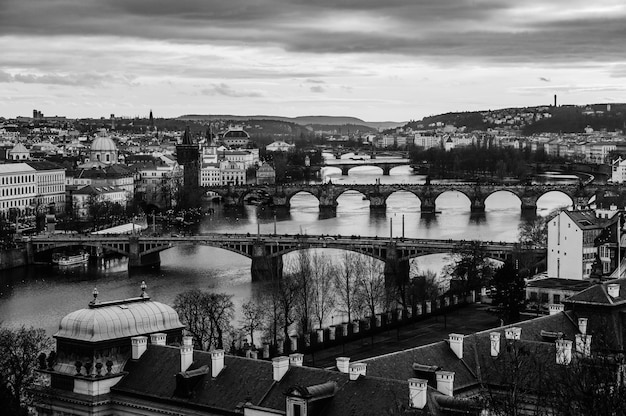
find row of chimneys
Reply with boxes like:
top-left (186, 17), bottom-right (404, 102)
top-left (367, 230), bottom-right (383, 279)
top-left (448, 316), bottom-right (591, 366)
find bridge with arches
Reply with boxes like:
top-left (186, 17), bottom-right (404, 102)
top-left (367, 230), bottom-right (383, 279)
top-left (214, 182), bottom-right (598, 213)
top-left (321, 157), bottom-right (412, 175)
top-left (27, 233), bottom-right (544, 282)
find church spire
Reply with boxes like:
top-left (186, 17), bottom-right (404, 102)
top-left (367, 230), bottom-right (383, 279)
top-left (182, 126), bottom-right (193, 145)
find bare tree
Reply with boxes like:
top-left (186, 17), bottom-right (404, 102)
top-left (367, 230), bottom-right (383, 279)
top-left (0, 325), bottom-right (52, 414)
top-left (290, 250), bottom-right (314, 334)
top-left (239, 299), bottom-right (265, 348)
top-left (334, 252), bottom-right (362, 323)
top-left (173, 290), bottom-right (234, 350)
top-left (310, 252), bottom-right (336, 330)
top-left (355, 255), bottom-right (387, 321)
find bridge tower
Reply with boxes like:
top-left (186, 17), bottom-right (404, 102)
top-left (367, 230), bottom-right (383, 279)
top-left (176, 126), bottom-right (201, 209)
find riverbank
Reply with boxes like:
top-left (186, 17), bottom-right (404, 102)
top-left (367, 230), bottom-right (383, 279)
top-left (0, 247), bottom-right (27, 270)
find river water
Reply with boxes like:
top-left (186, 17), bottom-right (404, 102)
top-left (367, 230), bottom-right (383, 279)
top-left (0, 166), bottom-right (573, 335)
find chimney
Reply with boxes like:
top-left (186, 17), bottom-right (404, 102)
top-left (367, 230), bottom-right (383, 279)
top-left (448, 334), bottom-right (464, 359)
top-left (549, 304), bottom-right (565, 315)
top-left (336, 357), bottom-right (350, 373)
top-left (556, 340), bottom-right (572, 365)
top-left (575, 334), bottom-right (592, 357)
top-left (272, 356), bottom-right (290, 382)
top-left (408, 378), bottom-right (428, 409)
top-left (578, 318), bottom-right (588, 335)
top-left (608, 283), bottom-right (620, 298)
top-left (435, 370), bottom-right (454, 396)
top-left (289, 353), bottom-right (303, 367)
top-left (490, 332), bottom-right (501, 357)
top-left (211, 349), bottom-right (224, 377)
top-left (180, 336), bottom-right (194, 371)
top-left (150, 333), bottom-right (167, 346)
top-left (349, 362), bottom-right (367, 380)
top-left (505, 327), bottom-right (521, 340)
top-left (131, 336), bottom-right (148, 360)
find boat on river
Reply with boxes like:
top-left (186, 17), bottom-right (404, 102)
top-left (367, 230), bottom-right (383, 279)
top-left (57, 252), bottom-right (90, 266)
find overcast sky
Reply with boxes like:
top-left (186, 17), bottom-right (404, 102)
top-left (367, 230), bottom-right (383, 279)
top-left (1, 0), bottom-right (625, 121)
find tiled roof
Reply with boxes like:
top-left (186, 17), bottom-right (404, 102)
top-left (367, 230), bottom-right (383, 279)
top-left (564, 210), bottom-right (607, 230)
top-left (564, 279), bottom-right (626, 306)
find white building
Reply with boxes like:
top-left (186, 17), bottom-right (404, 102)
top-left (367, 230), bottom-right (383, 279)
top-left (611, 157), bottom-right (626, 183)
top-left (547, 210), bottom-right (607, 280)
top-left (220, 160), bottom-right (246, 185)
top-left (266, 141), bottom-right (295, 152)
top-left (221, 125), bottom-right (251, 148)
top-left (8, 143), bottom-right (30, 160)
top-left (200, 163), bottom-right (221, 187)
top-left (72, 185), bottom-right (128, 219)
top-left (223, 149), bottom-right (257, 168)
top-left (26, 161), bottom-right (66, 214)
top-left (0, 163), bottom-right (36, 218)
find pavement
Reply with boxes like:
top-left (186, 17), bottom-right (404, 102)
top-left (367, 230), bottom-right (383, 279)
top-left (303, 303), bottom-right (501, 368)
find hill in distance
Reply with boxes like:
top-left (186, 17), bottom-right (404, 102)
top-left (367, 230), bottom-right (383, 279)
top-left (177, 114), bottom-right (405, 130)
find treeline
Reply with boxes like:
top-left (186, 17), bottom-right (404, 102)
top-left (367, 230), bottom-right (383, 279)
top-left (409, 146), bottom-right (563, 180)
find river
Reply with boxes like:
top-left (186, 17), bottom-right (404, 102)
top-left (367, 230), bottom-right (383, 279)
top-left (0, 166), bottom-right (573, 335)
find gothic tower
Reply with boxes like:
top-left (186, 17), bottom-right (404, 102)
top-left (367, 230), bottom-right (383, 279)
top-left (176, 126), bottom-right (201, 208)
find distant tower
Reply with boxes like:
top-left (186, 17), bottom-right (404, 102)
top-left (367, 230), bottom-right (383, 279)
top-left (176, 126), bottom-right (201, 208)
top-left (554, 94), bottom-right (557, 107)
top-left (110, 114), bottom-right (116, 130)
top-left (149, 110), bottom-right (154, 130)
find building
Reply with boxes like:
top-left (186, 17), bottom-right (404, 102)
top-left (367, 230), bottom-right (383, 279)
top-left (256, 162), bottom-right (276, 185)
top-left (8, 142), bottom-right (30, 160)
top-left (266, 140), bottom-right (295, 152)
top-left (611, 157), bottom-right (626, 183)
top-left (25, 161), bottom-right (66, 215)
top-left (71, 185), bottom-right (128, 219)
top-left (132, 159), bottom-right (182, 209)
top-left (200, 162), bottom-right (221, 187)
top-left (220, 160), bottom-right (246, 186)
top-left (0, 162), bottom-right (36, 219)
top-left (32, 279), bottom-right (626, 416)
top-left (88, 135), bottom-right (119, 166)
top-left (547, 210), bottom-right (609, 280)
top-left (32, 288), bottom-right (481, 416)
top-left (176, 127), bottom-right (201, 208)
top-left (221, 125), bottom-right (251, 148)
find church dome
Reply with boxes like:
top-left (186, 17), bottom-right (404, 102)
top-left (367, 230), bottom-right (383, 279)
top-left (91, 136), bottom-right (117, 152)
top-left (55, 299), bottom-right (184, 342)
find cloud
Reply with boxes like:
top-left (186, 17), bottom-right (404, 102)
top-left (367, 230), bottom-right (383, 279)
top-left (310, 85), bottom-right (325, 93)
top-left (200, 83), bottom-right (263, 97)
top-left (539, 77), bottom-right (551, 82)
top-left (0, 70), bottom-right (123, 86)
top-left (0, 0), bottom-right (625, 64)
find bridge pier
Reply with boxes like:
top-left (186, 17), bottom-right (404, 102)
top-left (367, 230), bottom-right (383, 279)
top-left (420, 198), bottom-right (436, 214)
top-left (128, 237), bottom-right (161, 268)
top-left (251, 243), bottom-right (283, 281)
top-left (470, 198), bottom-right (485, 213)
top-left (368, 195), bottom-right (386, 210)
top-left (381, 166), bottom-right (391, 175)
top-left (384, 245), bottom-right (410, 287)
top-left (520, 203), bottom-right (537, 214)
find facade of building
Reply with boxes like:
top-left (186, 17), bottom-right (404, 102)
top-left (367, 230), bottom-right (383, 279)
top-left (547, 210), bottom-right (608, 280)
top-left (200, 163), bottom-right (221, 187)
top-left (9, 142), bottom-right (30, 160)
top-left (222, 125), bottom-right (251, 148)
top-left (611, 157), bottom-right (626, 183)
top-left (266, 140), bottom-right (295, 152)
top-left (89, 136), bottom-right (119, 165)
top-left (176, 127), bottom-right (201, 208)
top-left (71, 185), bottom-right (128, 219)
top-left (256, 162), bottom-right (276, 185)
top-left (132, 160), bottom-right (182, 209)
top-left (26, 161), bottom-right (66, 214)
top-left (220, 160), bottom-right (246, 185)
top-left (0, 162), bottom-right (36, 218)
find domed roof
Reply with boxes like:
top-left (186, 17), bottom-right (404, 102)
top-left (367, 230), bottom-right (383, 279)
top-left (91, 136), bottom-right (117, 152)
top-left (55, 298), bottom-right (184, 342)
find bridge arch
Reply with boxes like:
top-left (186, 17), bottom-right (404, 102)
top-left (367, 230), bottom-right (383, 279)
top-left (483, 190), bottom-right (523, 210)
top-left (345, 165), bottom-right (384, 176)
top-left (286, 190), bottom-right (321, 207)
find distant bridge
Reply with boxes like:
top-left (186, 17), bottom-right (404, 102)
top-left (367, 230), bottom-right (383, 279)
top-left (28, 233), bottom-right (544, 282)
top-left (321, 157), bottom-right (412, 175)
top-left (213, 182), bottom-right (598, 213)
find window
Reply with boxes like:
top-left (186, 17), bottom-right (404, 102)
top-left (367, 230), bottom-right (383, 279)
top-left (293, 404), bottom-right (302, 416)
top-left (553, 294), bottom-right (561, 304)
top-left (540, 293), bottom-right (549, 304)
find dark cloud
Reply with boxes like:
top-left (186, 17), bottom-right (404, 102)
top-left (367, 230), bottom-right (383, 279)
top-left (310, 85), bottom-right (325, 93)
top-left (539, 77), bottom-right (551, 82)
top-left (0, 0), bottom-right (624, 65)
top-left (201, 83), bottom-right (263, 97)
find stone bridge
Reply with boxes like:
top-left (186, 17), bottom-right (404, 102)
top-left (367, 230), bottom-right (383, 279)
top-left (321, 158), bottom-right (412, 175)
top-left (28, 233), bottom-right (544, 283)
top-left (214, 183), bottom-right (599, 213)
